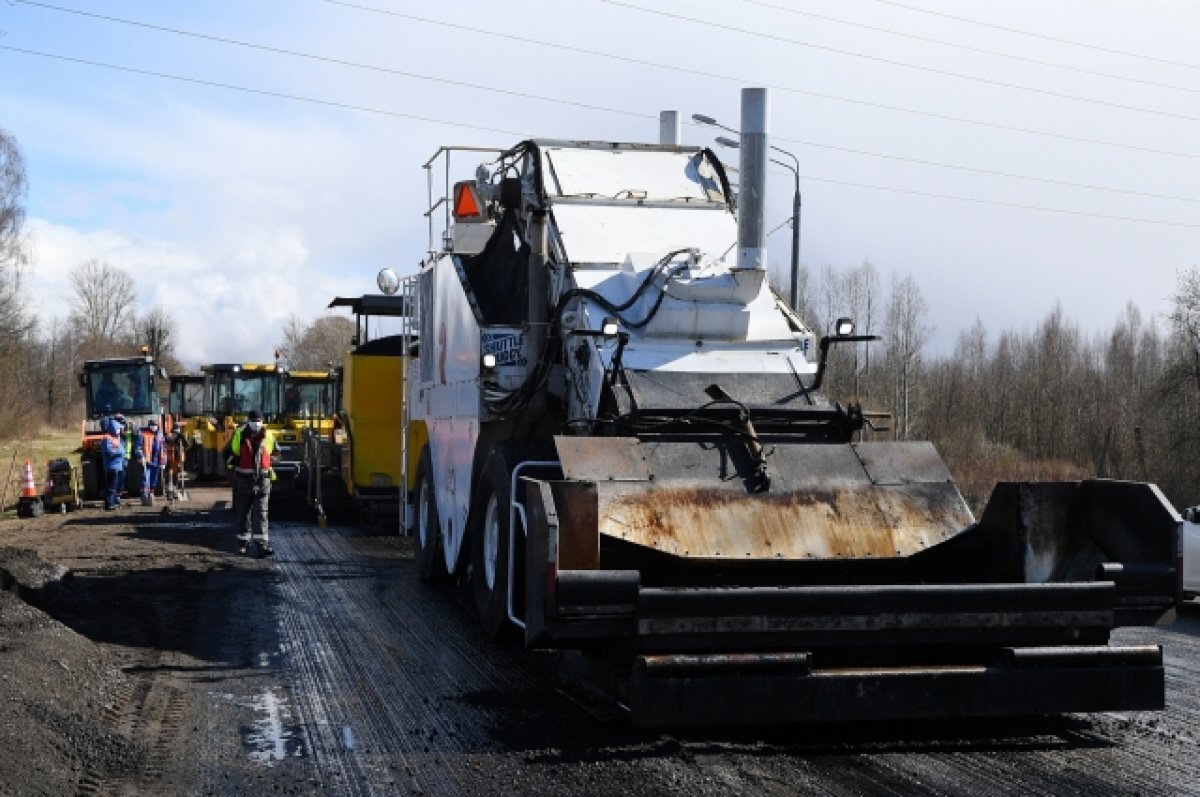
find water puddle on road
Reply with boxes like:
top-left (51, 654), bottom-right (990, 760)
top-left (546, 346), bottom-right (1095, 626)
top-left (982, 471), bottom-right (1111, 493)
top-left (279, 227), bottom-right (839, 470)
top-left (211, 688), bottom-right (307, 765)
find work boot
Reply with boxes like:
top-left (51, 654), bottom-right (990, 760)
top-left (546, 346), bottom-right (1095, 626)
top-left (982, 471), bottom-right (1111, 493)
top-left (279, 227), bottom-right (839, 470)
top-left (257, 542), bottom-right (274, 558)
top-left (141, 495), bottom-right (153, 506)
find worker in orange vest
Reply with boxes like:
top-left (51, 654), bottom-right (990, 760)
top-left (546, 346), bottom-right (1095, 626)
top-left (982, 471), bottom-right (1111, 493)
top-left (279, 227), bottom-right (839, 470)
top-left (136, 419), bottom-right (167, 506)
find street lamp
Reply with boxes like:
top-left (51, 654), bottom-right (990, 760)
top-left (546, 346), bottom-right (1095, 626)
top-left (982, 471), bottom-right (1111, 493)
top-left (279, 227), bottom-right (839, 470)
top-left (693, 114), bottom-right (803, 313)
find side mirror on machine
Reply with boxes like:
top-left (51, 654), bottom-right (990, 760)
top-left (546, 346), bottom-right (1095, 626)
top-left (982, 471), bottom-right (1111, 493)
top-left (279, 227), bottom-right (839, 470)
top-left (810, 317), bottom-right (879, 391)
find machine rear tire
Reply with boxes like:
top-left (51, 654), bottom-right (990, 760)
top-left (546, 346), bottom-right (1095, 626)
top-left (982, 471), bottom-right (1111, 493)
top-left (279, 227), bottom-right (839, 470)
top-left (414, 448), bottom-right (447, 582)
top-left (469, 441), bottom-right (557, 639)
top-left (470, 449), bottom-right (512, 637)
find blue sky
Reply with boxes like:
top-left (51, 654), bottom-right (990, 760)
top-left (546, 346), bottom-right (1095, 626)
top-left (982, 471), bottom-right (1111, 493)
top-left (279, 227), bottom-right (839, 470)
top-left (2, 0), bottom-right (1198, 365)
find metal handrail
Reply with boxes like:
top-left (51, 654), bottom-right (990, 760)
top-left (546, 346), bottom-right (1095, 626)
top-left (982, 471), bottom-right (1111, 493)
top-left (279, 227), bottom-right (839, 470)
top-left (507, 460), bottom-right (562, 629)
top-left (421, 146), bottom-right (507, 256)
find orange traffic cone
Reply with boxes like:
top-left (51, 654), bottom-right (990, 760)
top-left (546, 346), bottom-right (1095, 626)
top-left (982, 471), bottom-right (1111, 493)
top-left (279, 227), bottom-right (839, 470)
top-left (17, 459), bottom-right (44, 518)
top-left (20, 460), bottom-right (38, 498)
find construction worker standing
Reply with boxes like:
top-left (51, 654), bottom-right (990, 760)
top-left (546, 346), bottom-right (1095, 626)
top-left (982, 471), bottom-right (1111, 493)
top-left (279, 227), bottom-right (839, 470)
top-left (137, 419), bottom-right (167, 506)
top-left (112, 413), bottom-right (133, 506)
top-left (225, 409), bottom-right (277, 557)
top-left (100, 416), bottom-right (125, 510)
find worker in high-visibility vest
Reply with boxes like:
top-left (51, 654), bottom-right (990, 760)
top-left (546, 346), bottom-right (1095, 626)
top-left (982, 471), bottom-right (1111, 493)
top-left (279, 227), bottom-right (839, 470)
top-left (224, 409), bottom-right (278, 557)
top-left (136, 419), bottom-right (167, 506)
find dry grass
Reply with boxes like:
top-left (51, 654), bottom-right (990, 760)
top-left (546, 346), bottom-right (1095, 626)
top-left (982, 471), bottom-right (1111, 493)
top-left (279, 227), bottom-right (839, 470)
top-left (939, 432), bottom-right (1091, 516)
top-left (0, 425), bottom-right (82, 518)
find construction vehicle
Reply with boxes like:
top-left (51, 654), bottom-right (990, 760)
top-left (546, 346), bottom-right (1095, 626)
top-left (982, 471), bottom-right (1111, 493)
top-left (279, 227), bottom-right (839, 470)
top-left (78, 353), bottom-right (168, 502)
top-left (1182, 507), bottom-right (1199, 600)
top-left (397, 91), bottom-right (1181, 726)
top-left (183, 362), bottom-right (293, 482)
top-left (323, 294), bottom-right (425, 527)
top-left (182, 361), bottom-right (319, 504)
top-left (162, 374), bottom-right (204, 501)
top-left (277, 365), bottom-right (339, 512)
top-left (167, 374), bottom-right (205, 424)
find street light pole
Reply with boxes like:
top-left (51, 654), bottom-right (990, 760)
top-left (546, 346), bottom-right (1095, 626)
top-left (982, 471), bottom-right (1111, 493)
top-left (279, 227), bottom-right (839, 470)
top-left (699, 114), bottom-right (803, 312)
top-left (776, 151), bottom-right (802, 313)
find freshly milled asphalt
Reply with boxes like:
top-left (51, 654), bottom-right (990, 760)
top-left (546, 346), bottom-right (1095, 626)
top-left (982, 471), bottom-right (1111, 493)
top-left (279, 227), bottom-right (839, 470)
top-left (1, 486), bottom-right (1198, 795)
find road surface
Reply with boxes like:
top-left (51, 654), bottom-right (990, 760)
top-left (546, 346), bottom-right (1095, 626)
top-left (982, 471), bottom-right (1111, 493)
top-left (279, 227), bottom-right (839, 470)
top-left (1, 486), bottom-right (1198, 795)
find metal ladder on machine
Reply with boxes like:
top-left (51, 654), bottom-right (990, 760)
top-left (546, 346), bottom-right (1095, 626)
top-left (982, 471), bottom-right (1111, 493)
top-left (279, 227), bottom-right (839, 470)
top-left (398, 273), bottom-right (419, 536)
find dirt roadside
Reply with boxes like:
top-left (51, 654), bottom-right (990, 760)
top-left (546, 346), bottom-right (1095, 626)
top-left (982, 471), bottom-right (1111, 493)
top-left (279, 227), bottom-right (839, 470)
top-left (0, 486), bottom-right (272, 796)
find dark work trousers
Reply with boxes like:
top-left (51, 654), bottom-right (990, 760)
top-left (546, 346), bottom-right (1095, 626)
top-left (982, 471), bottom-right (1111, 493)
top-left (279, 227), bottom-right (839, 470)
top-left (233, 471), bottom-right (272, 544)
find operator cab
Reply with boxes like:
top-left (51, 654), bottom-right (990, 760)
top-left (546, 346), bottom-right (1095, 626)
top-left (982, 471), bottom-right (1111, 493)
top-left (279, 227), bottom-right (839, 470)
top-left (80, 355), bottom-right (164, 419)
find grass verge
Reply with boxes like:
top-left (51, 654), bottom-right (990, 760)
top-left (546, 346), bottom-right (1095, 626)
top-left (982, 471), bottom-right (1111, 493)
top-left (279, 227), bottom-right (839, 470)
top-left (0, 426), bottom-right (82, 519)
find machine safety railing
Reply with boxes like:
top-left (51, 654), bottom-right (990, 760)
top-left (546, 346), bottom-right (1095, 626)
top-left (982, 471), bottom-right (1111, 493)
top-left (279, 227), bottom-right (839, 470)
top-left (422, 146), bottom-right (507, 259)
top-left (398, 274), bottom-right (420, 535)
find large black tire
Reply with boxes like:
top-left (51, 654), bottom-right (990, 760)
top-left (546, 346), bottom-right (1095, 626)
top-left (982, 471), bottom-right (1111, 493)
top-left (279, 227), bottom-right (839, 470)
top-left (469, 441), bottom-right (557, 638)
top-left (414, 447), bottom-right (447, 582)
top-left (470, 448), bottom-right (512, 637)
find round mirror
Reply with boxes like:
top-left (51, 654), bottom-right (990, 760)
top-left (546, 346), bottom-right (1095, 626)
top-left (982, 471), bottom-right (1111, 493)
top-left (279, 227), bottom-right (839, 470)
top-left (377, 268), bottom-right (400, 295)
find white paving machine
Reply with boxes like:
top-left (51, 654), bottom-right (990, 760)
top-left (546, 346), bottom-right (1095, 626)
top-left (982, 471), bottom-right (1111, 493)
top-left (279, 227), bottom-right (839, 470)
top-left (399, 89), bottom-right (1181, 725)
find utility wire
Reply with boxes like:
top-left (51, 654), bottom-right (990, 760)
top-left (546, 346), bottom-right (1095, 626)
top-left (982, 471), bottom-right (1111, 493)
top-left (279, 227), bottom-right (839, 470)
top-left (16, 0), bottom-right (1194, 205)
top-left (321, 0), bottom-right (1200, 161)
top-left (798, 174), bottom-right (1200, 229)
top-left (4, 44), bottom-right (1195, 231)
top-left (0, 44), bottom-right (527, 138)
top-left (773, 137), bottom-right (1200, 205)
top-left (744, 0), bottom-right (1200, 95)
top-left (875, 0), bottom-right (1200, 72)
top-left (13, 0), bottom-right (655, 121)
top-left (601, 0), bottom-right (1200, 123)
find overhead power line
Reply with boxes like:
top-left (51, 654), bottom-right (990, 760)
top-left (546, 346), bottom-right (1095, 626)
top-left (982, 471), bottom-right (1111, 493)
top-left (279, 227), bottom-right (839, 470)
top-left (601, 0), bottom-right (1200, 123)
top-left (743, 0), bottom-right (1200, 95)
top-left (775, 138), bottom-right (1200, 205)
top-left (13, 0), bottom-right (655, 121)
top-left (797, 174), bottom-right (1200, 229)
top-left (18, 0), bottom-right (1196, 205)
top-left (0, 45), bottom-right (527, 138)
top-left (874, 0), bottom-right (1200, 72)
top-left (3, 45), bottom-right (1196, 231)
top-left (321, 0), bottom-right (1200, 161)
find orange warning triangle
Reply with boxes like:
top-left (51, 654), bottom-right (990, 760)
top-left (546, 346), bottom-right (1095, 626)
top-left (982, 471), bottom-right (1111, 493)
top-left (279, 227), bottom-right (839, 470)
top-left (453, 182), bottom-right (481, 219)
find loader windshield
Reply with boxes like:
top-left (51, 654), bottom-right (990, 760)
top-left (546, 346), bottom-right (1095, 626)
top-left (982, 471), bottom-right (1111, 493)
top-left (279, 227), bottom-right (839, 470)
top-left (210, 370), bottom-right (280, 420)
top-left (168, 377), bottom-right (204, 418)
top-left (87, 363), bottom-right (156, 416)
top-left (281, 378), bottom-right (336, 419)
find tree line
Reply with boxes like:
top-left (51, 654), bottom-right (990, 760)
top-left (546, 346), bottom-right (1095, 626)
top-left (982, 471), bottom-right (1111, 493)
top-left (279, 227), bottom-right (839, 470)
top-left (0, 128), bottom-right (351, 436)
top-left (795, 260), bottom-right (1200, 512)
top-left (3, 125), bottom-right (1199, 510)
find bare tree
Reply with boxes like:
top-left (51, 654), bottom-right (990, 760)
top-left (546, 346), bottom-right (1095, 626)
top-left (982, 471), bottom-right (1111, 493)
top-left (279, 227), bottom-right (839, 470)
top-left (137, 306), bottom-right (179, 363)
top-left (0, 128), bottom-right (31, 356)
top-left (1166, 267), bottom-right (1200, 394)
top-left (278, 315), bottom-right (354, 371)
top-left (67, 259), bottom-right (139, 352)
top-left (883, 274), bottom-right (931, 439)
top-left (277, 314), bottom-right (307, 367)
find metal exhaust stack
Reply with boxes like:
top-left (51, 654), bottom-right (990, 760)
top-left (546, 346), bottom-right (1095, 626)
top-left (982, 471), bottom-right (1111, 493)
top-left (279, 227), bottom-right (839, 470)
top-left (737, 87), bottom-right (769, 271)
top-left (659, 110), bottom-right (680, 145)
